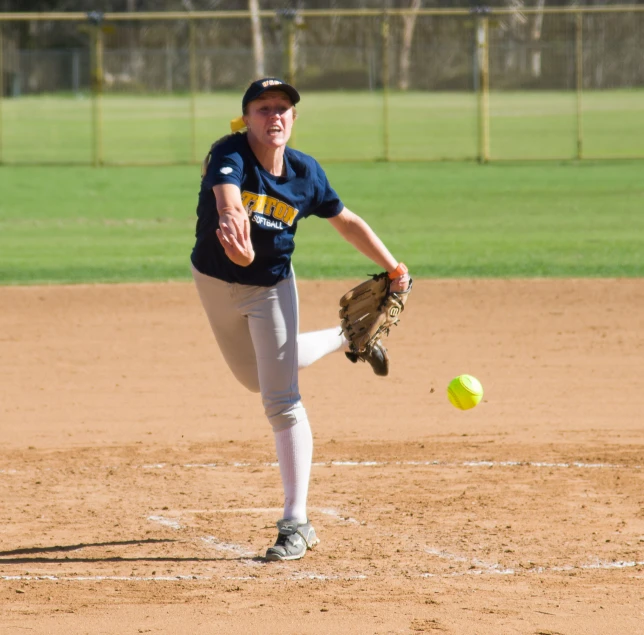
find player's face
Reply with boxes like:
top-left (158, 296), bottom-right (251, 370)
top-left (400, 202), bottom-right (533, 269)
top-left (244, 91), bottom-right (295, 149)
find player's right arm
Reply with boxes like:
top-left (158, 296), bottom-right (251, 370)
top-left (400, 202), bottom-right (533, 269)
top-left (213, 183), bottom-right (255, 267)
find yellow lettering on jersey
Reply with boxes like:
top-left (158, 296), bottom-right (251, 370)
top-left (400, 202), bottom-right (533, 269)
top-left (240, 190), bottom-right (298, 227)
top-left (273, 202), bottom-right (287, 220)
top-left (241, 191), bottom-right (257, 214)
top-left (265, 197), bottom-right (277, 217)
top-left (253, 194), bottom-right (268, 215)
top-left (283, 206), bottom-right (297, 225)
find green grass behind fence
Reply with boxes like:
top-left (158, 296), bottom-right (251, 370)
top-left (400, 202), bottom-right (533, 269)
top-left (2, 90), bottom-right (644, 164)
top-left (0, 161), bottom-right (642, 285)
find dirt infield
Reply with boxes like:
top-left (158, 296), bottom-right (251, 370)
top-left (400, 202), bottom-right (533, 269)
top-left (1, 279), bottom-right (643, 635)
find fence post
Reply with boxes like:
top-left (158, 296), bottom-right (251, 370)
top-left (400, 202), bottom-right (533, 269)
top-left (276, 10), bottom-right (297, 85)
top-left (476, 14), bottom-right (490, 163)
top-left (89, 13), bottom-right (104, 167)
top-left (575, 11), bottom-right (583, 160)
top-left (285, 17), bottom-right (296, 86)
top-left (188, 19), bottom-right (198, 164)
top-left (381, 11), bottom-right (390, 162)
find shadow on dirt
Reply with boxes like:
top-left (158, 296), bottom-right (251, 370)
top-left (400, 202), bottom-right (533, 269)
top-left (0, 539), bottom-right (266, 564)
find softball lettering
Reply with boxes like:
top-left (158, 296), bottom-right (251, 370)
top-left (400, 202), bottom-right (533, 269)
top-left (241, 191), bottom-right (298, 227)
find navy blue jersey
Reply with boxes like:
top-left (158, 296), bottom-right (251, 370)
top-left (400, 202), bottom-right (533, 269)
top-left (191, 133), bottom-right (344, 287)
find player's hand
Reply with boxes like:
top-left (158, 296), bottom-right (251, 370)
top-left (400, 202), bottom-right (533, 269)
top-left (390, 273), bottom-right (410, 293)
top-left (217, 211), bottom-right (255, 267)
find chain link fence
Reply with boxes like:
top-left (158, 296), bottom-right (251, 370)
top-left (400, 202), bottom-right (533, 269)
top-left (1, 6), bottom-right (643, 165)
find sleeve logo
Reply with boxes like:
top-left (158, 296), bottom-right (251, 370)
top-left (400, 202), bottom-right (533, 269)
top-left (220, 167), bottom-right (233, 175)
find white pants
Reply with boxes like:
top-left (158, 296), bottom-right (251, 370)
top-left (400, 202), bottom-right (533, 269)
top-left (192, 266), bottom-right (343, 432)
top-left (192, 265), bottom-right (346, 523)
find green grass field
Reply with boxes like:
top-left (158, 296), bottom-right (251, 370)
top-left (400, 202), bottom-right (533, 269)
top-left (2, 90), bottom-right (644, 164)
top-left (1, 88), bottom-right (642, 284)
top-left (1, 160), bottom-right (642, 284)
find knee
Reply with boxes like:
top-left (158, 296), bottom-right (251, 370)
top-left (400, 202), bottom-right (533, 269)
top-left (266, 400), bottom-right (307, 432)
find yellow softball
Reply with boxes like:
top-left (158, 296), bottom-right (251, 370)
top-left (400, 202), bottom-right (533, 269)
top-left (447, 375), bottom-right (484, 410)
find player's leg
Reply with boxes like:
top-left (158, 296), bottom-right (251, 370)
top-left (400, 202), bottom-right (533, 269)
top-left (289, 268), bottom-right (348, 368)
top-left (242, 275), bottom-right (311, 524)
top-left (194, 267), bottom-right (318, 559)
top-left (297, 326), bottom-right (347, 368)
top-left (241, 275), bottom-right (319, 560)
top-left (299, 324), bottom-right (389, 375)
top-left (191, 266), bottom-right (260, 392)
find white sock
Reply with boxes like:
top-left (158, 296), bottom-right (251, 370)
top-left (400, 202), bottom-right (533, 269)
top-left (298, 326), bottom-right (348, 369)
top-left (273, 419), bottom-right (313, 524)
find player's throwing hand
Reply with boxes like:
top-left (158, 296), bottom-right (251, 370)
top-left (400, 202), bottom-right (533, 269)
top-left (216, 209), bottom-right (255, 267)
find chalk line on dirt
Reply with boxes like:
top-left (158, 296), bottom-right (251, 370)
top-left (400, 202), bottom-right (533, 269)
top-left (2, 460), bottom-right (640, 475)
top-left (422, 546), bottom-right (644, 578)
top-left (2, 557), bottom-right (642, 584)
top-left (151, 460), bottom-right (644, 470)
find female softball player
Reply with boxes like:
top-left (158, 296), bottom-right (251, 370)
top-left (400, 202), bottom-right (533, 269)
top-left (191, 77), bottom-right (410, 561)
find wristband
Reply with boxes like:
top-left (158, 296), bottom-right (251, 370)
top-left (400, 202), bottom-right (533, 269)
top-left (388, 262), bottom-right (408, 280)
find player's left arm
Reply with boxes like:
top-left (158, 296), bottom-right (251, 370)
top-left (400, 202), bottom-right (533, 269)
top-left (328, 208), bottom-right (410, 292)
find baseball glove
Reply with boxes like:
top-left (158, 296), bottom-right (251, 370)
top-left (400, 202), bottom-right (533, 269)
top-left (339, 272), bottom-right (412, 375)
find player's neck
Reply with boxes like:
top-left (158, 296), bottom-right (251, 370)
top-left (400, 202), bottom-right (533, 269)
top-left (248, 137), bottom-right (286, 177)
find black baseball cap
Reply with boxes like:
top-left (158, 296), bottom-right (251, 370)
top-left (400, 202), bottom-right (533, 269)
top-left (242, 77), bottom-right (301, 110)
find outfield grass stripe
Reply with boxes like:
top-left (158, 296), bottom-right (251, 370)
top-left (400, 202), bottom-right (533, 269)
top-left (1, 161), bottom-right (642, 284)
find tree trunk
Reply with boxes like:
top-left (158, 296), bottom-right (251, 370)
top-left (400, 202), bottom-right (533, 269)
top-left (398, 0), bottom-right (421, 91)
top-left (530, 0), bottom-right (546, 78)
top-left (249, 0), bottom-right (265, 79)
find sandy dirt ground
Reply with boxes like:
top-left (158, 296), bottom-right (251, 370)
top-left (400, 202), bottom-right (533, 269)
top-left (1, 279), bottom-right (643, 635)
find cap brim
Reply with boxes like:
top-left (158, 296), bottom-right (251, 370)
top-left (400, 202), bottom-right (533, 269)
top-left (276, 84), bottom-right (300, 105)
top-left (244, 83), bottom-right (300, 108)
